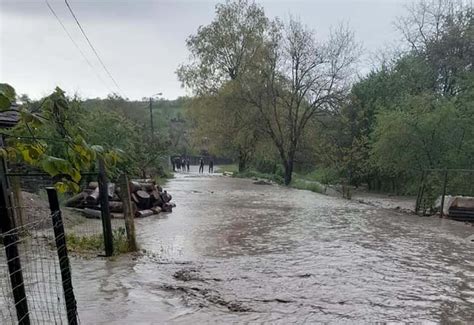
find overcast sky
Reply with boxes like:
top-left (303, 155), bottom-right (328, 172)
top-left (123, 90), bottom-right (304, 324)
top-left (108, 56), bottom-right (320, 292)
top-left (1, 0), bottom-right (409, 100)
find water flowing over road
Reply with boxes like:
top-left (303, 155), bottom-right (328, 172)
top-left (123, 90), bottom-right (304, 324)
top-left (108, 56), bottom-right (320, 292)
top-left (74, 170), bottom-right (474, 323)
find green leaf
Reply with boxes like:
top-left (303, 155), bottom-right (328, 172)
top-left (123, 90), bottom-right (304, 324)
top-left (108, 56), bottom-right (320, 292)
top-left (0, 94), bottom-right (11, 110)
top-left (0, 84), bottom-right (16, 110)
top-left (70, 168), bottom-right (82, 183)
top-left (0, 84), bottom-right (16, 100)
top-left (54, 182), bottom-right (68, 193)
top-left (41, 156), bottom-right (70, 176)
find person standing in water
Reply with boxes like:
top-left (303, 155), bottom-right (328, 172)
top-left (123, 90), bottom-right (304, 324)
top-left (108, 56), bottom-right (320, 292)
top-left (209, 159), bottom-right (214, 173)
top-left (199, 157), bottom-right (204, 174)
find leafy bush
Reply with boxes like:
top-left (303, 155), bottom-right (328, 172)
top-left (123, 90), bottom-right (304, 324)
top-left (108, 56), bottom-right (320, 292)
top-left (303, 168), bottom-right (340, 185)
top-left (290, 178), bottom-right (324, 194)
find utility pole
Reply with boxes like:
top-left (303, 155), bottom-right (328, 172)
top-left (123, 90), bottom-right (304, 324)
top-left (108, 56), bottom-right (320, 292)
top-left (149, 97), bottom-right (154, 137)
top-left (147, 92), bottom-right (162, 139)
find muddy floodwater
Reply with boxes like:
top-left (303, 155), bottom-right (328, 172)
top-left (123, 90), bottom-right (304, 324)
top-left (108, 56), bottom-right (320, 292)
top-left (73, 169), bottom-right (474, 323)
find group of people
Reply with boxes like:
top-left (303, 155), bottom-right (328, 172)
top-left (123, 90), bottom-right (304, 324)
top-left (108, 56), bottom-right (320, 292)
top-left (198, 157), bottom-right (214, 174)
top-left (172, 156), bottom-right (215, 174)
top-left (172, 157), bottom-right (190, 172)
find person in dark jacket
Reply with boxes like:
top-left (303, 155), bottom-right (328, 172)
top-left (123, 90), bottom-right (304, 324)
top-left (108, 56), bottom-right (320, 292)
top-left (209, 159), bottom-right (214, 173)
top-left (199, 157), bottom-right (204, 174)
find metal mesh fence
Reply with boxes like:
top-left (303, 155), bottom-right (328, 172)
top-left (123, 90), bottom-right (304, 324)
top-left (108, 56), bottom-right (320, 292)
top-left (0, 207), bottom-right (68, 324)
top-left (11, 174), bottom-right (129, 256)
top-left (62, 213), bottom-right (127, 255)
top-left (416, 169), bottom-right (474, 215)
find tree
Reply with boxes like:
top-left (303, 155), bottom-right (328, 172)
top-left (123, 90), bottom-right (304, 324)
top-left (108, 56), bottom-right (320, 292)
top-left (396, 0), bottom-right (473, 96)
top-left (1, 85), bottom-right (119, 192)
top-left (186, 82), bottom-right (262, 170)
top-left (177, 0), bottom-right (270, 171)
top-left (241, 19), bottom-right (359, 185)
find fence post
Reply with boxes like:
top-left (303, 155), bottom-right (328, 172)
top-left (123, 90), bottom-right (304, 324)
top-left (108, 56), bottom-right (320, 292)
top-left (0, 149), bottom-right (30, 324)
top-left (46, 188), bottom-right (78, 325)
top-left (98, 159), bottom-right (114, 256)
top-left (440, 169), bottom-right (449, 217)
top-left (11, 176), bottom-right (25, 228)
top-left (119, 174), bottom-right (137, 251)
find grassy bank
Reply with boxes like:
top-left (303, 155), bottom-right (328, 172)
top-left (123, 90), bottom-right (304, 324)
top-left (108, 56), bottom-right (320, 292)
top-left (216, 164), bottom-right (239, 173)
top-left (219, 164), bottom-right (327, 194)
top-left (290, 177), bottom-right (325, 194)
top-left (66, 227), bottom-right (131, 256)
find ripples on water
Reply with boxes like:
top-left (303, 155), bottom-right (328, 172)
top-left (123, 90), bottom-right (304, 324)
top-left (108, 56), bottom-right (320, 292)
top-left (75, 172), bottom-right (474, 323)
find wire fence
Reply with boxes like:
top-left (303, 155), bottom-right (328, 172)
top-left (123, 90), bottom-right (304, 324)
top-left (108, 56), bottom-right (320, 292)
top-left (0, 207), bottom-right (69, 324)
top-left (8, 170), bottom-right (134, 257)
top-left (416, 169), bottom-right (474, 216)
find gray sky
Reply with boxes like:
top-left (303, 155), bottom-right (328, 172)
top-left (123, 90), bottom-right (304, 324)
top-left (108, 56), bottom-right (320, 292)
top-left (1, 0), bottom-right (408, 100)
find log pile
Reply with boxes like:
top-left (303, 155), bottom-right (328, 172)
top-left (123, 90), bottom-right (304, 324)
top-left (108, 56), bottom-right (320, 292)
top-left (65, 179), bottom-right (174, 219)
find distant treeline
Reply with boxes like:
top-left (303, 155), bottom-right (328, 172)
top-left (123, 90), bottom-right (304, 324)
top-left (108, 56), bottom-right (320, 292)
top-left (179, 0), bottom-right (473, 193)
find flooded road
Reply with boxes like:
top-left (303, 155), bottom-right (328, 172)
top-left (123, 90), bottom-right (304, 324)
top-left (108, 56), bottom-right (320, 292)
top-left (74, 170), bottom-right (474, 323)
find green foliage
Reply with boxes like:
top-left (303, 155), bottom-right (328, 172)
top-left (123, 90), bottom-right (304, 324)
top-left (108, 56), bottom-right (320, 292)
top-left (3, 88), bottom-right (116, 193)
top-left (290, 178), bottom-right (324, 194)
top-left (0, 83), bottom-right (16, 110)
top-left (234, 169), bottom-right (284, 184)
top-left (302, 168), bottom-right (340, 186)
top-left (66, 227), bottom-right (131, 255)
top-left (216, 164), bottom-right (239, 173)
top-left (66, 233), bottom-right (103, 253)
top-left (307, 1), bottom-right (474, 194)
top-left (3, 86), bottom-right (170, 191)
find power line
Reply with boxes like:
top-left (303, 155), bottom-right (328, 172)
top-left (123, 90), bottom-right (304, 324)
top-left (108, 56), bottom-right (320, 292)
top-left (64, 0), bottom-right (126, 98)
top-left (44, 0), bottom-right (114, 95)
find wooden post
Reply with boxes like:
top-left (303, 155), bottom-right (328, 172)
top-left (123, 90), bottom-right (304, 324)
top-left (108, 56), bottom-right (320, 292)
top-left (10, 176), bottom-right (25, 228)
top-left (415, 170), bottom-right (426, 215)
top-left (120, 174), bottom-right (137, 251)
top-left (0, 141), bottom-right (30, 324)
top-left (440, 169), bottom-right (449, 217)
top-left (98, 159), bottom-right (113, 257)
top-left (46, 188), bottom-right (78, 325)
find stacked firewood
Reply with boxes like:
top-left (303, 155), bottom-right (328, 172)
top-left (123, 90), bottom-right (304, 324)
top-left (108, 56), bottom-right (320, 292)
top-left (65, 179), bottom-right (174, 218)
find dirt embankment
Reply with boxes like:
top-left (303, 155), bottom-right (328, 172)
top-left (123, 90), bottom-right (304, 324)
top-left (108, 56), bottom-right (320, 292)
top-left (15, 191), bottom-right (83, 228)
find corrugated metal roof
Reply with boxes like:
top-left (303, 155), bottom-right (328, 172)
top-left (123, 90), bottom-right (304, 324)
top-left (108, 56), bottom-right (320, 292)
top-left (0, 104), bottom-right (20, 128)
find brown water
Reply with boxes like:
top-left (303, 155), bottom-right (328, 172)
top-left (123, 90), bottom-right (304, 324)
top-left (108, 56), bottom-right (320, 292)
top-left (73, 170), bottom-right (474, 324)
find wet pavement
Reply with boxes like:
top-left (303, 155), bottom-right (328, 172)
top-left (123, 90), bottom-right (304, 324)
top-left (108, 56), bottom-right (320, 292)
top-left (74, 169), bottom-right (474, 323)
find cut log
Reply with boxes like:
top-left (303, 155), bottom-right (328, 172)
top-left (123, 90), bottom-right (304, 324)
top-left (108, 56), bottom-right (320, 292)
top-left (86, 187), bottom-right (100, 205)
top-left (107, 183), bottom-right (115, 199)
top-left (140, 183), bottom-right (155, 192)
top-left (136, 190), bottom-right (151, 209)
top-left (83, 208), bottom-right (102, 219)
top-left (133, 179), bottom-right (155, 184)
top-left (129, 181), bottom-right (142, 193)
top-left (108, 201), bottom-right (123, 213)
top-left (131, 193), bottom-right (139, 205)
top-left (65, 192), bottom-right (86, 208)
top-left (151, 206), bottom-right (162, 214)
top-left (150, 190), bottom-right (161, 202)
top-left (161, 204), bottom-right (173, 213)
top-left (162, 192), bottom-right (172, 203)
top-left (134, 209), bottom-right (155, 218)
top-left (88, 181), bottom-right (99, 189)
